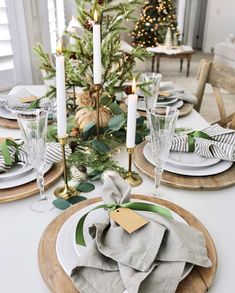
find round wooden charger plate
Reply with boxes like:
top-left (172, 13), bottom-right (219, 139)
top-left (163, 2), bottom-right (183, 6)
top-left (0, 116), bottom-right (19, 129)
top-left (38, 195), bottom-right (217, 293)
top-left (119, 102), bottom-right (193, 118)
top-left (133, 141), bottom-right (235, 190)
top-left (0, 162), bottom-right (63, 203)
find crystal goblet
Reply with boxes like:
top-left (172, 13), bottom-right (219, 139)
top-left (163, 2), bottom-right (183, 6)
top-left (149, 106), bottom-right (179, 195)
top-left (141, 72), bottom-right (162, 121)
top-left (17, 109), bottom-right (54, 212)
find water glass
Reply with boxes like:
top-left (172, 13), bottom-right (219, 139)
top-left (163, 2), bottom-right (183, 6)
top-left (141, 72), bottom-right (162, 118)
top-left (17, 109), bottom-right (54, 212)
top-left (149, 106), bottom-right (179, 195)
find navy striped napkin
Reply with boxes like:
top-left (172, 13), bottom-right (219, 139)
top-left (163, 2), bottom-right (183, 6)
top-left (0, 142), bottom-right (71, 173)
top-left (171, 124), bottom-right (235, 161)
top-left (0, 89), bottom-right (53, 110)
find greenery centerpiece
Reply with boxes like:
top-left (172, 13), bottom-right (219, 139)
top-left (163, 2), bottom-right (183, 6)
top-left (34, 0), bottom-right (151, 194)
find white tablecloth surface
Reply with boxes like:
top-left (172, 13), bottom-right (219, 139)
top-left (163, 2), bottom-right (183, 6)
top-left (0, 86), bottom-right (235, 293)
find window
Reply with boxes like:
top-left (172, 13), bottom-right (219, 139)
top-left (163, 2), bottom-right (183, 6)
top-left (0, 0), bottom-right (15, 90)
top-left (47, 0), bottom-right (65, 53)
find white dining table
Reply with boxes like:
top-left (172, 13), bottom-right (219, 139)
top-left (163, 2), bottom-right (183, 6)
top-left (0, 85), bottom-right (235, 293)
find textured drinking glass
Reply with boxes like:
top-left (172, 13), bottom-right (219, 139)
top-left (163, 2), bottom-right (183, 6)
top-left (149, 106), bottom-right (179, 195)
top-left (141, 72), bottom-right (162, 120)
top-left (17, 109), bottom-right (54, 212)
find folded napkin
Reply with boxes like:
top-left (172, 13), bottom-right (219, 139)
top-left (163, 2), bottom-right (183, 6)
top-left (172, 124), bottom-right (235, 161)
top-left (71, 171), bottom-right (211, 293)
top-left (0, 141), bottom-right (71, 173)
top-left (159, 82), bottom-right (198, 105)
top-left (0, 89), bottom-right (52, 110)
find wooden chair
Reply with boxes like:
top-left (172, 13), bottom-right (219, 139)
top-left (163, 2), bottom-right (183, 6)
top-left (195, 59), bottom-right (235, 129)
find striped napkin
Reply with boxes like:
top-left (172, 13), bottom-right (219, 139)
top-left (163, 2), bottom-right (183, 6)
top-left (171, 124), bottom-right (235, 161)
top-left (0, 142), bottom-right (71, 173)
top-left (159, 82), bottom-right (198, 105)
top-left (0, 89), bottom-right (52, 110)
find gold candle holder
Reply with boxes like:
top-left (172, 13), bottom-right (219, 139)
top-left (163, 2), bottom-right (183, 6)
top-left (54, 136), bottom-right (80, 199)
top-left (94, 84), bottom-right (102, 139)
top-left (125, 147), bottom-right (142, 186)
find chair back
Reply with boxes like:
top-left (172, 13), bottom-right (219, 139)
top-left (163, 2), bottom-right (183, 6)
top-left (195, 59), bottom-right (235, 129)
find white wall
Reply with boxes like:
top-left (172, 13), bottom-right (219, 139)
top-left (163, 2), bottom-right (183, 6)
top-left (203, 0), bottom-right (235, 53)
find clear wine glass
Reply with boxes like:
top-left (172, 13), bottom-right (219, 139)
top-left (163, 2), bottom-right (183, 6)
top-left (17, 109), bottom-right (54, 212)
top-left (149, 106), bottom-right (179, 195)
top-left (141, 72), bottom-right (162, 122)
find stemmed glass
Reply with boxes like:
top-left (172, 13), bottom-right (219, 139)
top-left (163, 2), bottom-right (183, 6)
top-left (17, 109), bottom-right (54, 212)
top-left (141, 72), bottom-right (162, 120)
top-left (149, 106), bottom-right (179, 195)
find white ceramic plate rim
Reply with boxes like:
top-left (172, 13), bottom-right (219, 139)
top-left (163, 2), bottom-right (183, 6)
top-left (0, 163), bottom-right (33, 180)
top-left (0, 163), bottom-right (52, 189)
top-left (56, 199), bottom-right (193, 288)
top-left (0, 107), bottom-right (17, 120)
top-left (144, 143), bottom-right (221, 168)
top-left (143, 143), bottom-right (233, 176)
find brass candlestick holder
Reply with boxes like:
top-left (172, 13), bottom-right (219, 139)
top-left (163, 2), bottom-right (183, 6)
top-left (54, 136), bottom-right (80, 199)
top-left (94, 84), bottom-right (102, 139)
top-left (125, 147), bottom-right (142, 186)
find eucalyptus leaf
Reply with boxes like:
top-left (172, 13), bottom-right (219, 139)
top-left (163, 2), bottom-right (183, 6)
top-left (82, 121), bottom-right (96, 139)
top-left (87, 170), bottom-right (102, 181)
top-left (53, 199), bottom-right (71, 210)
top-left (100, 95), bottom-right (112, 106)
top-left (76, 182), bottom-right (95, 192)
top-left (68, 196), bottom-right (87, 204)
top-left (108, 102), bottom-right (124, 115)
top-left (107, 115), bottom-right (126, 132)
top-left (136, 116), bottom-right (145, 126)
top-left (135, 132), bottom-right (143, 145)
top-left (92, 140), bottom-right (110, 153)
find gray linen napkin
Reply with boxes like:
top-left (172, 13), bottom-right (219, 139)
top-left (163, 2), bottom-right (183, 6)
top-left (159, 82), bottom-right (198, 105)
top-left (172, 123), bottom-right (235, 161)
top-left (0, 142), bottom-right (71, 173)
top-left (71, 171), bottom-right (211, 293)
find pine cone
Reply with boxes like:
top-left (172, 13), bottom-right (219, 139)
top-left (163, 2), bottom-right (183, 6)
top-left (124, 85), bottom-right (132, 95)
top-left (69, 140), bottom-right (78, 152)
top-left (70, 52), bottom-right (77, 60)
top-left (84, 19), bottom-right (93, 31)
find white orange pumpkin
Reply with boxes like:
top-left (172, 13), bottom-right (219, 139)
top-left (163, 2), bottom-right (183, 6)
top-left (75, 107), bottom-right (111, 131)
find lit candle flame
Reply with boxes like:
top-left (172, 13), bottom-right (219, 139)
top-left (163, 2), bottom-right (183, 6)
top-left (56, 39), bottom-right (63, 55)
top-left (132, 77), bottom-right (137, 94)
top-left (94, 10), bottom-right (98, 23)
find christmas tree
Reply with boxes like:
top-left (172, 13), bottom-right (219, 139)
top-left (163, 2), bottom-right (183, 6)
top-left (132, 0), bottom-right (178, 48)
top-left (34, 0), bottom-right (150, 103)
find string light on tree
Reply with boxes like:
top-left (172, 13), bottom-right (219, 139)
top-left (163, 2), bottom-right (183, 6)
top-left (132, 0), bottom-right (179, 48)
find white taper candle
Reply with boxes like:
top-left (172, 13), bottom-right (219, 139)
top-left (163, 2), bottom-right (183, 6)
top-left (56, 40), bottom-right (67, 138)
top-left (93, 10), bottom-right (101, 84)
top-left (126, 78), bottom-right (138, 148)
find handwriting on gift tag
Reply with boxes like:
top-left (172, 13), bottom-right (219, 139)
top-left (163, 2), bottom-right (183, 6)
top-left (20, 96), bottom-right (37, 103)
top-left (110, 208), bottom-right (148, 233)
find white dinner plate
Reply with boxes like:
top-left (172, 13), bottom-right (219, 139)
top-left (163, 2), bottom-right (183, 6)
top-left (0, 163), bottom-right (52, 189)
top-left (125, 97), bottom-right (179, 112)
top-left (143, 143), bottom-right (233, 176)
top-left (168, 100), bottom-right (184, 109)
top-left (144, 143), bottom-right (221, 169)
top-left (0, 107), bottom-right (17, 120)
top-left (56, 200), bottom-right (193, 289)
top-left (0, 163), bottom-right (33, 180)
